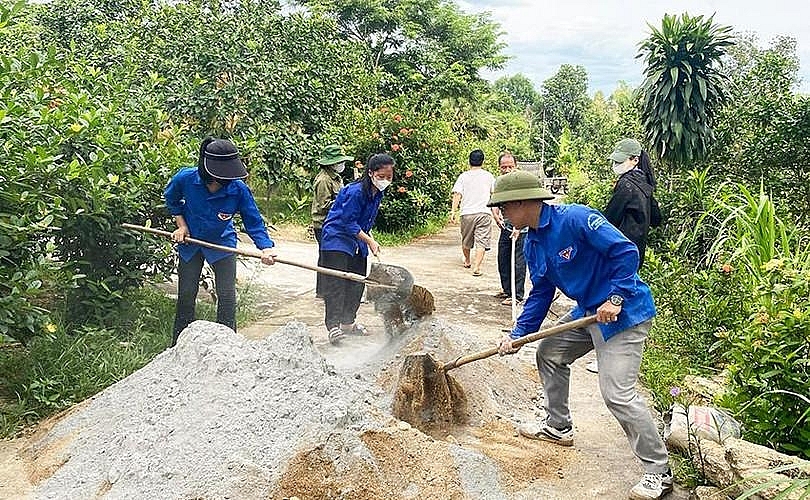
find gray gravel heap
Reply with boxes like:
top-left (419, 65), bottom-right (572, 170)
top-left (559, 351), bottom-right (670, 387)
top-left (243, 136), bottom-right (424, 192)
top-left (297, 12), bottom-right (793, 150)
top-left (34, 321), bottom-right (383, 500)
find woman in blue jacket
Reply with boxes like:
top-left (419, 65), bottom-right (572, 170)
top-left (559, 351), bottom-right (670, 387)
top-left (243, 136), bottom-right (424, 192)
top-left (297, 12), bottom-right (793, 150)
top-left (320, 153), bottom-right (395, 344)
top-left (164, 137), bottom-right (275, 346)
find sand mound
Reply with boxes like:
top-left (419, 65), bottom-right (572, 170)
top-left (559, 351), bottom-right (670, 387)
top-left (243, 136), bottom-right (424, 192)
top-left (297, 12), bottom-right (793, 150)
top-left (30, 321), bottom-right (384, 499)
top-left (23, 319), bottom-right (574, 499)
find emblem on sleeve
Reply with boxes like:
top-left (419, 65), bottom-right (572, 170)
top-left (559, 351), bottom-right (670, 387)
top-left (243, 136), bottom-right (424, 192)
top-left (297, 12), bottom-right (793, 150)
top-left (217, 212), bottom-right (234, 221)
top-left (587, 213), bottom-right (606, 231)
top-left (558, 246), bottom-right (573, 260)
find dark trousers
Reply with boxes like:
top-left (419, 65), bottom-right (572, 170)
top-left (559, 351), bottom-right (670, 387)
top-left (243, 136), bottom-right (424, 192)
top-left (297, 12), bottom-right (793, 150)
top-left (172, 251), bottom-right (237, 346)
top-left (313, 227), bottom-right (324, 297)
top-left (497, 228), bottom-right (526, 300)
top-left (321, 250), bottom-right (366, 330)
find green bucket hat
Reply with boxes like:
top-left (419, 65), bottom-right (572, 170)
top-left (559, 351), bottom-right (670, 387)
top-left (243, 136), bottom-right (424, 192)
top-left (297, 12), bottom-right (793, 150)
top-left (317, 144), bottom-right (353, 166)
top-left (608, 138), bottom-right (642, 163)
top-left (487, 170), bottom-right (554, 207)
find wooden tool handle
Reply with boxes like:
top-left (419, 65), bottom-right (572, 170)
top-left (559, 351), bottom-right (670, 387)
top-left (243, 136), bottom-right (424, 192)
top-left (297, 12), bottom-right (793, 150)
top-left (121, 223), bottom-right (372, 284)
top-left (442, 315), bottom-right (599, 371)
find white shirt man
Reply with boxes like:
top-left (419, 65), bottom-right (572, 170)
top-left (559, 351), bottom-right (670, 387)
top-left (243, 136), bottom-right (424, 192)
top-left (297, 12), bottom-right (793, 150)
top-left (451, 149), bottom-right (495, 276)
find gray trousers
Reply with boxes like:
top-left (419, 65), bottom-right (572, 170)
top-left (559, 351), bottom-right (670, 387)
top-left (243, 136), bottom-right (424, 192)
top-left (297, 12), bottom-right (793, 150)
top-left (535, 314), bottom-right (669, 473)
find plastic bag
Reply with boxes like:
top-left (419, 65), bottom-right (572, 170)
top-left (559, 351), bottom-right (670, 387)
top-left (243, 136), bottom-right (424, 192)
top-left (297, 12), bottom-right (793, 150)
top-left (666, 403), bottom-right (742, 444)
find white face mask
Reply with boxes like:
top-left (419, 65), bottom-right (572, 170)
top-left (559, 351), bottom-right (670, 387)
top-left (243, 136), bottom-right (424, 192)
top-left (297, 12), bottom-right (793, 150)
top-left (612, 161), bottom-right (635, 176)
top-left (372, 177), bottom-right (391, 191)
top-left (332, 162), bottom-right (346, 174)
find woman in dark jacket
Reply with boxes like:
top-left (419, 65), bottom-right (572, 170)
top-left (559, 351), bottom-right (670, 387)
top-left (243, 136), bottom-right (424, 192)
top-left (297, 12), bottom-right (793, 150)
top-left (589, 138), bottom-right (658, 374)
top-left (603, 138), bottom-right (657, 270)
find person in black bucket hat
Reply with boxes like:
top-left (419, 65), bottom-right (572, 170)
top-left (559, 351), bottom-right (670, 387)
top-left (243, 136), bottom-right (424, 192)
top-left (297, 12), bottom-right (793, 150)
top-left (199, 138), bottom-right (250, 180)
top-left (164, 137), bottom-right (276, 347)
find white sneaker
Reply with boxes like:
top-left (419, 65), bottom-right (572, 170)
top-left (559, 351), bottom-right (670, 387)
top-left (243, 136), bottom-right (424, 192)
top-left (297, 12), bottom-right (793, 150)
top-left (585, 359), bottom-right (599, 373)
top-left (629, 470), bottom-right (673, 499)
top-left (518, 419), bottom-right (574, 446)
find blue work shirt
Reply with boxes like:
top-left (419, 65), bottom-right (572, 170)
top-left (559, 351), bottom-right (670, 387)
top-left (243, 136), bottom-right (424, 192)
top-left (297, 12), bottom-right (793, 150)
top-left (164, 167), bottom-right (274, 263)
top-left (511, 203), bottom-right (656, 342)
top-left (320, 181), bottom-right (383, 258)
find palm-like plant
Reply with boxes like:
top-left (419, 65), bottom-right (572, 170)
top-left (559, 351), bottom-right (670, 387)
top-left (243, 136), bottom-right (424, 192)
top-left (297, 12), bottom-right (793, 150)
top-left (636, 13), bottom-right (734, 169)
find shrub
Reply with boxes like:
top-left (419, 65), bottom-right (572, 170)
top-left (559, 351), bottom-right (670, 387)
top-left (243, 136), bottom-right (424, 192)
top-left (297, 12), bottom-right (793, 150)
top-left (720, 260), bottom-right (810, 458)
top-left (645, 183), bottom-right (810, 459)
top-left (339, 99), bottom-right (464, 233)
top-left (0, 45), bottom-right (184, 338)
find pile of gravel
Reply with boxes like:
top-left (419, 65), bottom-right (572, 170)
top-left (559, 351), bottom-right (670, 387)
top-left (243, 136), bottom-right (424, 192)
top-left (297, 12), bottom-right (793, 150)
top-left (33, 321), bottom-right (384, 499)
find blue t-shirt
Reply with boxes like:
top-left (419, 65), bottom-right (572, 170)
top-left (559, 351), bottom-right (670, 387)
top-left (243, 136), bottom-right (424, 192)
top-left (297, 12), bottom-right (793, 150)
top-left (320, 181), bottom-right (383, 257)
top-left (164, 167), bottom-right (274, 263)
top-left (512, 203), bottom-right (656, 341)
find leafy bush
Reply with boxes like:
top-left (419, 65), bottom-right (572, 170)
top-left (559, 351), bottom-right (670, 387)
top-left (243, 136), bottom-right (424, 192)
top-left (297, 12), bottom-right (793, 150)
top-left (643, 184), bottom-right (810, 459)
top-left (339, 99), bottom-right (464, 233)
top-left (706, 188), bottom-right (810, 457)
top-left (720, 260), bottom-right (810, 458)
top-left (0, 44), bottom-right (184, 338)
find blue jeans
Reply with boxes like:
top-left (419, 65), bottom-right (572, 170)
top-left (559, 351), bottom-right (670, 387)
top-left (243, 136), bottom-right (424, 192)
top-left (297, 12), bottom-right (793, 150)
top-left (535, 313), bottom-right (669, 473)
top-left (172, 251), bottom-right (237, 346)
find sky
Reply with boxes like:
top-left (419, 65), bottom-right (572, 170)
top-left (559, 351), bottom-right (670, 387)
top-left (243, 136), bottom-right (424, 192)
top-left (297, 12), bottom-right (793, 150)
top-left (457, 0), bottom-right (810, 97)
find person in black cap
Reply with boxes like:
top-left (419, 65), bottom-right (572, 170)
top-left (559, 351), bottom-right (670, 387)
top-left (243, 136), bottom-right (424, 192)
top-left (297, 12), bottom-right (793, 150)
top-left (164, 137), bottom-right (276, 346)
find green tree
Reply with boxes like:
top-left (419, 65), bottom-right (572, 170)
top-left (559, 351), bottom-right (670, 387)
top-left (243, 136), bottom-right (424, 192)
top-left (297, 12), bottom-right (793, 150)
top-left (531, 64), bottom-right (590, 169)
top-left (35, 0), bottom-right (374, 191)
top-left (493, 73), bottom-right (538, 112)
top-left (636, 13), bottom-right (734, 170)
top-left (297, 0), bottom-right (506, 102)
top-left (710, 34), bottom-right (810, 222)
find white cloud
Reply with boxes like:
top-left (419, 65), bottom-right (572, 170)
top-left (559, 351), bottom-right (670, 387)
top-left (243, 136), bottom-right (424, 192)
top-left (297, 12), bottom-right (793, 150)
top-left (461, 0), bottom-right (810, 94)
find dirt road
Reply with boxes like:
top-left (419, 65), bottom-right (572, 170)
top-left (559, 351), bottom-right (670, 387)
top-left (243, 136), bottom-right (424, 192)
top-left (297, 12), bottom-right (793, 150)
top-left (0, 222), bottom-right (688, 499)
top-left (238, 223), bottom-right (689, 499)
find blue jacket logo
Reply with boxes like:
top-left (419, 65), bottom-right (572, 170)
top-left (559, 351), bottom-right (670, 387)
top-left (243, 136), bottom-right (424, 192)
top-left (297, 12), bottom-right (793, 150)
top-left (558, 246), bottom-right (573, 260)
top-left (217, 212), bottom-right (234, 221)
top-left (587, 213), bottom-right (606, 231)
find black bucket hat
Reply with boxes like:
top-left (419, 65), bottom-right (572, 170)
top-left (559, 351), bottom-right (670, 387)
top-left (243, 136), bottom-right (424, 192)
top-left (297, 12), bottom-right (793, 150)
top-left (203, 139), bottom-right (248, 180)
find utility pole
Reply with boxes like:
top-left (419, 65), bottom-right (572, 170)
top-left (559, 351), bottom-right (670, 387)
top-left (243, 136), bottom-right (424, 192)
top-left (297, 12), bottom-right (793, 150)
top-left (541, 107), bottom-right (546, 171)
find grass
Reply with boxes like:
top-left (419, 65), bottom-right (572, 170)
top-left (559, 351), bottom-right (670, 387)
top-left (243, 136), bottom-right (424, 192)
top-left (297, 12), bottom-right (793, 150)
top-left (0, 283), bottom-right (265, 438)
top-left (375, 215), bottom-right (448, 246)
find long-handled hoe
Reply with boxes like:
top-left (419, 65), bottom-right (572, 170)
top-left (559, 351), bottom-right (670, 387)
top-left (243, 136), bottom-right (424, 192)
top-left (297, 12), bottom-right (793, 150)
top-left (121, 223), bottom-right (435, 324)
top-left (392, 315), bottom-right (598, 432)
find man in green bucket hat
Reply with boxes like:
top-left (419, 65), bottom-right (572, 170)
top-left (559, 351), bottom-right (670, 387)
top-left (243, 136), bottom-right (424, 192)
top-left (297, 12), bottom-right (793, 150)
top-left (311, 144), bottom-right (353, 297)
top-left (490, 170), bottom-right (672, 500)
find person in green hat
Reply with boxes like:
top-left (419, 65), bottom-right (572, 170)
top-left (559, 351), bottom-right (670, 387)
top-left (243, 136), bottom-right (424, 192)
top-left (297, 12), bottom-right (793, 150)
top-left (585, 138), bottom-right (660, 375)
top-left (489, 170), bottom-right (672, 500)
top-left (311, 144), bottom-right (353, 297)
top-left (604, 138), bottom-right (660, 270)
